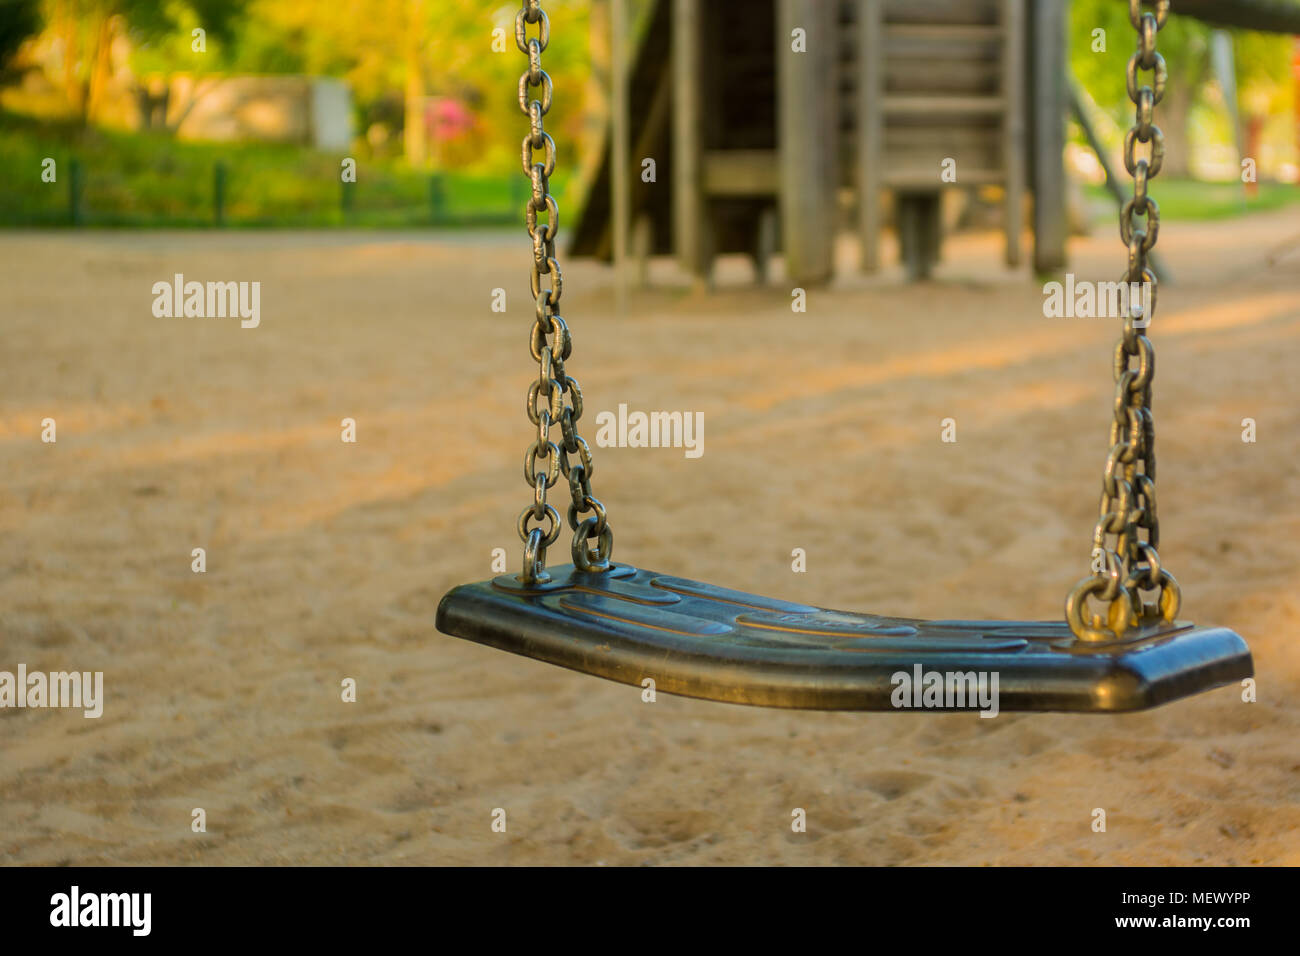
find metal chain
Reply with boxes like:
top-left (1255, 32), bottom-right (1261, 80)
top-left (514, 0), bottom-right (613, 586)
top-left (1066, 0), bottom-right (1180, 641)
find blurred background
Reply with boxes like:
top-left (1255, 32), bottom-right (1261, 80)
top-left (0, 0), bottom-right (1294, 252)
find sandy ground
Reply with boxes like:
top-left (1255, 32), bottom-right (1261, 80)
top-left (1, 211), bottom-right (1298, 866)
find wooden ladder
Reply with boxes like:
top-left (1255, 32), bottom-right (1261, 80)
top-left (848, 0), bottom-right (1025, 276)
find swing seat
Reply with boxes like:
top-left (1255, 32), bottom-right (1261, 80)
top-left (437, 563), bottom-right (1252, 712)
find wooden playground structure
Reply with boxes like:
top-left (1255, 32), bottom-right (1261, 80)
top-left (572, 0), bottom-right (1065, 284)
top-left (571, 0), bottom-right (1300, 285)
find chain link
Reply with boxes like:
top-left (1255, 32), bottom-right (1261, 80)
top-left (514, 0), bottom-right (613, 586)
top-left (1066, 0), bottom-right (1179, 640)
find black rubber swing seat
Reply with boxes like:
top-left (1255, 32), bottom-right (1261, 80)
top-left (436, 563), bottom-right (1253, 712)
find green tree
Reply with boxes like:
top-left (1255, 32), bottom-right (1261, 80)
top-left (1231, 28), bottom-right (1294, 181)
top-left (40, 0), bottom-right (247, 127)
top-left (1070, 0), bottom-right (1212, 178)
top-left (124, 0), bottom-right (249, 132)
top-left (230, 0), bottom-right (593, 173)
top-left (0, 0), bottom-right (42, 84)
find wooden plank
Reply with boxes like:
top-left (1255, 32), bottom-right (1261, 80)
top-left (777, 0), bottom-right (838, 284)
top-left (885, 0), bottom-right (1000, 25)
top-left (885, 23), bottom-right (1004, 41)
top-left (874, 28), bottom-right (1003, 61)
top-left (632, 61), bottom-right (673, 189)
top-left (880, 125), bottom-right (1003, 186)
top-left (857, 0), bottom-right (882, 272)
top-left (611, 0), bottom-right (631, 312)
top-left (702, 149), bottom-right (779, 196)
top-left (1030, 0), bottom-right (1066, 272)
top-left (671, 0), bottom-right (707, 284)
top-left (886, 125), bottom-right (1002, 147)
top-left (885, 169), bottom-right (1005, 186)
top-left (875, 37), bottom-right (1002, 60)
top-left (882, 94), bottom-right (1006, 115)
top-left (1163, 0), bottom-right (1300, 33)
top-left (881, 59), bottom-right (1002, 94)
top-left (582, 1), bottom-right (611, 194)
top-left (631, 211), bottom-right (652, 289)
top-left (1002, 0), bottom-right (1024, 267)
top-left (593, 66), bottom-right (671, 261)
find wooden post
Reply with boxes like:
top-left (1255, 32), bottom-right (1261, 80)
top-left (631, 212), bottom-right (652, 289)
top-left (68, 158), bottom-right (84, 226)
top-left (584, 0), bottom-right (612, 189)
top-left (612, 0), bottom-right (631, 314)
top-left (753, 206), bottom-right (777, 285)
top-left (1030, 0), bottom-right (1067, 273)
top-left (630, 68), bottom-right (672, 266)
top-left (777, 0), bottom-right (837, 285)
top-left (671, 0), bottom-right (707, 287)
top-left (429, 172), bottom-right (445, 224)
top-left (1002, 0), bottom-right (1025, 267)
top-left (403, 0), bottom-right (427, 167)
top-left (856, 0), bottom-right (883, 273)
top-left (213, 160), bottom-right (226, 227)
top-left (897, 192), bottom-right (940, 281)
top-left (511, 173), bottom-right (526, 220)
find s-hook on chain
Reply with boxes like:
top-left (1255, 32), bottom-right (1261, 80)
top-left (514, 0), bottom-right (613, 586)
top-left (1066, 0), bottom-right (1180, 641)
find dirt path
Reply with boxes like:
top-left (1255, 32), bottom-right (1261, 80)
top-left (1, 212), bottom-right (1297, 864)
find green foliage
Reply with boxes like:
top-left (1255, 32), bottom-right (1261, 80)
top-left (428, 0), bottom-right (593, 171)
top-left (0, 109), bottom-right (569, 226)
top-left (0, 0), bottom-right (42, 79)
top-left (1231, 28), bottom-right (1294, 115)
top-left (1071, 1), bottom-right (1295, 116)
top-left (127, 0), bottom-right (251, 75)
top-left (222, 0), bottom-right (595, 176)
top-left (1069, 0), bottom-right (1213, 124)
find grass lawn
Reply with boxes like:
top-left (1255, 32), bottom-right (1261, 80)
top-left (2, 110), bottom-right (1292, 230)
top-left (1083, 178), bottom-right (1300, 221)
top-left (0, 110), bottom-right (572, 228)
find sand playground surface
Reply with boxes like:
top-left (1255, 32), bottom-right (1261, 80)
top-left (1, 212), bottom-right (1298, 865)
